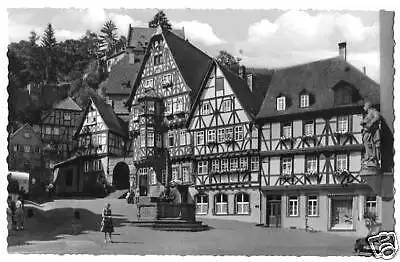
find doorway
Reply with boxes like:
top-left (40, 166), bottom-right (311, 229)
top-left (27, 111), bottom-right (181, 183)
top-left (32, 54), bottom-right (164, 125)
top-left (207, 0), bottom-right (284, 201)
top-left (266, 195), bottom-right (282, 228)
top-left (112, 162), bottom-right (130, 189)
top-left (139, 175), bottom-right (148, 196)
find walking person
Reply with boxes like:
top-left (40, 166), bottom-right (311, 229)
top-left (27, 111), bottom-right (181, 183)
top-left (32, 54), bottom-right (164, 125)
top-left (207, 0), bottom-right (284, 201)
top-left (15, 199), bottom-right (25, 230)
top-left (100, 203), bottom-right (114, 243)
top-left (7, 198), bottom-right (14, 235)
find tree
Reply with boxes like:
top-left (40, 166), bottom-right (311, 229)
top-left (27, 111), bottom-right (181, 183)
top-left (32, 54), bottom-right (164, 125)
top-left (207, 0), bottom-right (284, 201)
top-left (99, 20), bottom-right (118, 57)
top-left (29, 31), bottom-right (39, 46)
top-left (215, 50), bottom-right (241, 70)
top-left (41, 24), bottom-right (57, 49)
top-left (41, 23), bottom-right (58, 82)
top-left (148, 10), bottom-right (172, 30)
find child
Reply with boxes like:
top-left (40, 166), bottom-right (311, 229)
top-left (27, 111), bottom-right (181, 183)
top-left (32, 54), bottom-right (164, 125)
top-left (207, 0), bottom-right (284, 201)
top-left (100, 203), bottom-right (114, 243)
top-left (15, 199), bottom-right (25, 230)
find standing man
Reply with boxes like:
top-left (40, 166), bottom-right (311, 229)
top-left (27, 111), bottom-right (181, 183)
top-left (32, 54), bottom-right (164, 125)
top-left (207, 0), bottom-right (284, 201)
top-left (360, 101), bottom-right (381, 167)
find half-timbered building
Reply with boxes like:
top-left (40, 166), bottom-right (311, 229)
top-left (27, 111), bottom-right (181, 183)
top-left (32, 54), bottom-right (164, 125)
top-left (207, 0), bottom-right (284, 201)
top-left (256, 45), bottom-right (381, 234)
top-left (126, 27), bottom-right (212, 201)
top-left (53, 94), bottom-right (131, 195)
top-left (39, 96), bottom-right (82, 180)
top-left (188, 63), bottom-right (261, 222)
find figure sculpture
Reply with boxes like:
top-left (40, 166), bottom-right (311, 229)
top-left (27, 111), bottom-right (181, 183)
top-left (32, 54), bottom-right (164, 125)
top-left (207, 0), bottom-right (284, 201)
top-left (360, 101), bottom-right (381, 168)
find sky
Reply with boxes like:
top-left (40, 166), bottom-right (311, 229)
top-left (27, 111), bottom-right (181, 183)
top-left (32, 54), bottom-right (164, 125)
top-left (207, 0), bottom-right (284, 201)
top-left (7, 8), bottom-right (380, 82)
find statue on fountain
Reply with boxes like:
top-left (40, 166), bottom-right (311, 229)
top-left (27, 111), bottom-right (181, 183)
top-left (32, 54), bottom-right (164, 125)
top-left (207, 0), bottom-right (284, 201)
top-left (360, 101), bottom-right (381, 169)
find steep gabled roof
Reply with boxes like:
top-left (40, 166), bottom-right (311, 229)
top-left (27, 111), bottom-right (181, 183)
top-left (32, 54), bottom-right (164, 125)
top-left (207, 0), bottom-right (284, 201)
top-left (218, 63), bottom-right (258, 120)
top-left (100, 52), bottom-right (143, 96)
top-left (75, 94), bottom-right (128, 138)
top-left (52, 96), bottom-right (82, 111)
top-left (256, 57), bottom-right (380, 119)
top-left (9, 123), bottom-right (41, 142)
top-left (127, 29), bottom-right (213, 107)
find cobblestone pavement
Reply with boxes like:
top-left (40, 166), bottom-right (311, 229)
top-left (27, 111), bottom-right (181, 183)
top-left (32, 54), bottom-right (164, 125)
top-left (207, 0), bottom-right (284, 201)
top-left (8, 198), bottom-right (357, 256)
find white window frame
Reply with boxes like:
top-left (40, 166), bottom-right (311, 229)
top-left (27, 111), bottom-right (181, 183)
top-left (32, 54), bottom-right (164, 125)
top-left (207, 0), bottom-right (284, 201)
top-left (24, 145), bottom-right (31, 153)
top-left (175, 97), bottom-right (184, 113)
top-left (282, 157), bottom-right (293, 175)
top-left (221, 159), bottom-right (228, 172)
top-left (218, 129), bottom-right (225, 143)
top-left (201, 102), bottom-right (211, 115)
top-left (277, 96), bottom-right (286, 111)
top-left (225, 127), bottom-right (233, 140)
top-left (84, 161), bottom-right (90, 173)
top-left (182, 166), bottom-right (190, 182)
top-left (196, 195), bottom-right (208, 215)
top-left (144, 78), bottom-right (154, 88)
top-left (282, 123), bottom-right (292, 138)
top-left (196, 131), bottom-right (204, 145)
top-left (53, 127), bottom-right (60, 135)
top-left (172, 167), bottom-right (179, 182)
top-left (288, 195), bottom-right (299, 216)
top-left (24, 132), bottom-right (31, 138)
top-left (304, 121), bottom-right (314, 136)
top-left (164, 100), bottom-right (172, 115)
top-left (162, 74), bottom-right (172, 85)
top-left (365, 196), bottom-right (377, 217)
top-left (150, 169), bottom-right (157, 185)
top-left (211, 159), bottom-right (220, 172)
top-left (45, 126), bottom-right (52, 135)
top-left (337, 115), bottom-right (349, 133)
top-left (179, 130), bottom-right (186, 146)
top-left (147, 131), bottom-right (154, 147)
top-left (306, 155), bottom-right (318, 173)
top-left (215, 194), bottom-right (228, 214)
top-left (307, 195), bottom-right (318, 217)
top-left (64, 112), bottom-right (71, 120)
top-left (230, 158), bottom-right (238, 171)
top-left (250, 156), bottom-right (259, 171)
top-left (239, 157), bottom-right (248, 170)
top-left (168, 132), bottom-right (175, 147)
top-left (336, 154), bottom-right (347, 171)
top-left (236, 193), bottom-right (250, 215)
top-left (234, 126), bottom-right (244, 141)
top-left (197, 161), bottom-right (208, 175)
top-left (207, 129), bottom-right (216, 143)
top-left (300, 94), bottom-right (310, 108)
top-left (221, 99), bottom-right (232, 112)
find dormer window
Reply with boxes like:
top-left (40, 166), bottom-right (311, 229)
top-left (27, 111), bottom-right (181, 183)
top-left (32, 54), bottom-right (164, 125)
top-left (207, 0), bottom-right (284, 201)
top-left (162, 74), bottom-right (172, 87)
top-left (154, 53), bottom-right (163, 66)
top-left (276, 96), bottom-right (286, 111)
top-left (300, 94), bottom-right (309, 108)
top-left (143, 79), bottom-right (154, 89)
top-left (201, 101), bottom-right (211, 115)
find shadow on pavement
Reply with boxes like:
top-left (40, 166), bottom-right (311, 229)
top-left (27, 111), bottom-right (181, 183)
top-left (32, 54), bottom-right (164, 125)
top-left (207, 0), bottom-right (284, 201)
top-left (7, 206), bottom-right (129, 248)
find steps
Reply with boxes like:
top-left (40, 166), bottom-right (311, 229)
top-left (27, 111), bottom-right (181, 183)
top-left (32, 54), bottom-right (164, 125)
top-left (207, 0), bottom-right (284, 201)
top-left (106, 189), bottom-right (128, 199)
top-left (131, 219), bottom-right (209, 232)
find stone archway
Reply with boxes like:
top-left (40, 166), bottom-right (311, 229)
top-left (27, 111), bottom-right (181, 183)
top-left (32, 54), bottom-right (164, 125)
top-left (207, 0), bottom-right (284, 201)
top-left (112, 162), bottom-right (130, 190)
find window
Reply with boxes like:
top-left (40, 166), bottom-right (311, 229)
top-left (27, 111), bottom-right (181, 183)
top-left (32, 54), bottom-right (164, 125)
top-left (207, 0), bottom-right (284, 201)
top-left (288, 195), bottom-right (299, 216)
top-left (306, 155), bottom-right (318, 173)
top-left (300, 94), bottom-right (310, 108)
top-left (304, 121), bottom-right (314, 136)
top-left (162, 74), bottom-right (172, 85)
top-left (45, 127), bottom-right (51, 135)
top-left (147, 102), bottom-right (155, 113)
top-left (84, 161), bottom-right (90, 173)
top-left (196, 131), bottom-right (204, 145)
top-left (156, 133), bottom-right (162, 147)
top-left (239, 157), bottom-right (248, 170)
top-left (196, 195), bottom-right (208, 215)
top-left (250, 156), bottom-right (259, 171)
top-left (221, 159), bottom-right (228, 172)
top-left (276, 96), bottom-right (286, 111)
top-left (201, 102), bottom-right (211, 115)
top-left (337, 115), bottom-right (349, 133)
top-left (24, 145), bottom-right (31, 153)
top-left (282, 123), bottom-right (292, 138)
top-left (225, 127), bottom-right (233, 140)
top-left (211, 160), bottom-right (220, 172)
top-left (207, 129), bottom-right (216, 143)
top-left (221, 99), bottom-right (232, 112)
top-left (168, 133), bottom-right (175, 147)
top-left (140, 132), bottom-right (146, 147)
top-left (23, 132), bottom-right (31, 138)
top-left (172, 167), bottom-right (179, 182)
top-left (230, 158), bottom-right (238, 171)
top-left (161, 169), bottom-right (166, 185)
top-left (182, 167), bottom-right (190, 182)
top-left (144, 79), bottom-right (154, 89)
top-left (218, 129), bottom-right (225, 143)
top-left (215, 193), bottom-right (228, 214)
top-left (336, 154), bottom-right (347, 171)
top-left (307, 195), bottom-right (318, 216)
top-left (236, 193), bottom-right (250, 214)
top-left (179, 130), bottom-right (186, 146)
top-left (165, 100), bottom-right (172, 115)
top-left (365, 196), bottom-right (377, 217)
top-left (234, 126), bottom-right (244, 141)
top-left (215, 77), bottom-right (224, 91)
top-left (64, 112), bottom-right (71, 120)
top-left (197, 161), bottom-right (208, 175)
top-left (150, 169), bottom-right (157, 185)
top-left (175, 97), bottom-right (184, 113)
top-left (334, 86), bottom-right (352, 105)
top-left (153, 54), bottom-right (163, 66)
top-left (281, 157), bottom-right (292, 175)
top-left (13, 144), bottom-right (18, 152)
top-left (147, 131), bottom-right (154, 147)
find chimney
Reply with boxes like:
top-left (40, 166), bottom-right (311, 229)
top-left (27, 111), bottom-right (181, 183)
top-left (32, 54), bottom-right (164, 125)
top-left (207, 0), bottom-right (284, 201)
top-left (238, 65), bottom-right (246, 79)
top-left (247, 74), bottom-right (253, 92)
top-left (338, 42), bottom-right (347, 61)
top-left (363, 66), bottom-right (366, 75)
